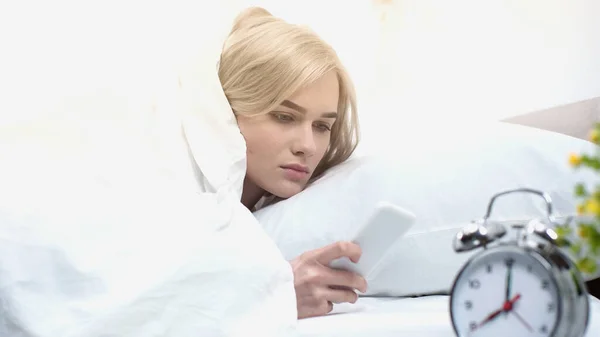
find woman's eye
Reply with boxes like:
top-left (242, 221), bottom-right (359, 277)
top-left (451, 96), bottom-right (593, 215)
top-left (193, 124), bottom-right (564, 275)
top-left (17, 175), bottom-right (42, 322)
top-left (273, 113), bottom-right (294, 123)
top-left (314, 123), bottom-right (331, 132)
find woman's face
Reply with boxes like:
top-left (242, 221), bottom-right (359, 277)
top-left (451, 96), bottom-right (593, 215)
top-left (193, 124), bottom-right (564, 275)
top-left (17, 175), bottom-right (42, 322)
top-left (237, 72), bottom-right (339, 199)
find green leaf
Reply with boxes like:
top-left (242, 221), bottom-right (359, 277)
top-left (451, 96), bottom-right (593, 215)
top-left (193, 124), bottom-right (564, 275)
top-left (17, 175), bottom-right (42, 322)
top-left (578, 224), bottom-right (591, 238)
top-left (594, 184), bottom-right (600, 198)
top-left (570, 243), bottom-right (583, 256)
top-left (555, 237), bottom-right (572, 247)
top-left (581, 155), bottom-right (600, 171)
top-left (555, 225), bottom-right (573, 237)
top-left (576, 257), bottom-right (598, 275)
top-left (581, 154), bottom-right (592, 165)
top-left (591, 242), bottom-right (600, 256)
top-left (575, 183), bottom-right (588, 197)
top-left (589, 228), bottom-right (600, 255)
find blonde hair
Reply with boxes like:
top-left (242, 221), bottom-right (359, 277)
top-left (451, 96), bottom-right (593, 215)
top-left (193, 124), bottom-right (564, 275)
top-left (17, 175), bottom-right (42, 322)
top-left (218, 7), bottom-right (360, 181)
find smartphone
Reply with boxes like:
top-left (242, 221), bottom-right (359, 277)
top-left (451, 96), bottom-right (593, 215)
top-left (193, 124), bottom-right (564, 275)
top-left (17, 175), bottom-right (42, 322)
top-left (329, 201), bottom-right (417, 281)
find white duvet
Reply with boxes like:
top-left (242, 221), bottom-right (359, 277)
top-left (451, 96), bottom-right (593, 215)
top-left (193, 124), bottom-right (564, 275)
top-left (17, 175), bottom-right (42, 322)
top-left (0, 1), bottom-right (298, 336)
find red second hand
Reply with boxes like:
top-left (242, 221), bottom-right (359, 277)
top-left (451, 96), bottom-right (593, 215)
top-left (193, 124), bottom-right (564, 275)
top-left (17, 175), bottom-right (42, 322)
top-left (474, 308), bottom-right (503, 329)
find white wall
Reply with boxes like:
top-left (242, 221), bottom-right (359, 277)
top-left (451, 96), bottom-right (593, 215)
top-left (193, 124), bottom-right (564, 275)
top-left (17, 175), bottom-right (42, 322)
top-left (254, 0), bottom-right (600, 140)
top-left (2, 0), bottom-right (598, 130)
top-left (264, 1), bottom-right (600, 129)
top-left (369, 0), bottom-right (600, 124)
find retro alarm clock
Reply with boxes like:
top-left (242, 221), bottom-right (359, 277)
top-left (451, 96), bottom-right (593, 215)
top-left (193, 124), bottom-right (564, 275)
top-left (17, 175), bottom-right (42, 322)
top-left (449, 188), bottom-right (590, 337)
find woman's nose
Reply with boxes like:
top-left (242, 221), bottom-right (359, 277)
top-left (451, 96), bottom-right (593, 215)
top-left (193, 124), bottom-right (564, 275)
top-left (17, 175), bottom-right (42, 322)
top-left (291, 125), bottom-right (317, 156)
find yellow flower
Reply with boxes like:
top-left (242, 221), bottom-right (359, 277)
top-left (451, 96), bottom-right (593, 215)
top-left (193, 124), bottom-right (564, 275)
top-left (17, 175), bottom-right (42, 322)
top-left (587, 198), bottom-right (600, 215)
top-left (569, 153), bottom-right (581, 167)
top-left (590, 129), bottom-right (600, 143)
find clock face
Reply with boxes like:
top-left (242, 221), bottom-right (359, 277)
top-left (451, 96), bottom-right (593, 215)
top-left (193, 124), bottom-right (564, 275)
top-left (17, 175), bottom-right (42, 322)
top-left (450, 247), bottom-right (560, 337)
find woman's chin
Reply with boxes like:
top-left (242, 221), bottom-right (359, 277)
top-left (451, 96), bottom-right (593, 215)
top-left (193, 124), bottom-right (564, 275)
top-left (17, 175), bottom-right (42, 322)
top-left (268, 180), bottom-right (307, 199)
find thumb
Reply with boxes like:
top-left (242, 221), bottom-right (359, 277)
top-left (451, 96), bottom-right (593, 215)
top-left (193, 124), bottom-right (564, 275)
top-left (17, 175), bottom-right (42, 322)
top-left (313, 241), bottom-right (362, 265)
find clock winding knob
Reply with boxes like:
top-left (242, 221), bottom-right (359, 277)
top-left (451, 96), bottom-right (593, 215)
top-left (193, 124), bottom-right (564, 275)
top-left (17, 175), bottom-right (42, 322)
top-left (453, 220), bottom-right (508, 252)
top-left (525, 218), bottom-right (558, 244)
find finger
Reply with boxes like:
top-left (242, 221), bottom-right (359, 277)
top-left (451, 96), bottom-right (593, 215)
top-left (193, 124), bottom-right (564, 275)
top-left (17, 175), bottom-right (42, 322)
top-left (318, 265), bottom-right (368, 292)
top-left (298, 301), bottom-right (333, 319)
top-left (313, 241), bottom-right (362, 265)
top-left (316, 301), bottom-right (335, 318)
top-left (322, 286), bottom-right (359, 304)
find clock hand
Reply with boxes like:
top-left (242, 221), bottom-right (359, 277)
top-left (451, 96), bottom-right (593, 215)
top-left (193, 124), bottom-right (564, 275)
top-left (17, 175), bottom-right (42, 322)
top-left (503, 293), bottom-right (521, 311)
top-left (473, 307), bottom-right (504, 330)
top-left (502, 294), bottom-right (532, 332)
top-left (504, 260), bottom-right (513, 304)
top-left (510, 310), bottom-right (533, 332)
top-left (471, 294), bottom-right (522, 332)
top-left (470, 294), bottom-right (523, 334)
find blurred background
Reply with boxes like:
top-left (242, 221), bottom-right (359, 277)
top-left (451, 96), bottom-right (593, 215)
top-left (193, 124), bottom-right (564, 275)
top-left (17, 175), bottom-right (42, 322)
top-left (259, 0), bottom-right (600, 138)
top-left (2, 0), bottom-right (599, 130)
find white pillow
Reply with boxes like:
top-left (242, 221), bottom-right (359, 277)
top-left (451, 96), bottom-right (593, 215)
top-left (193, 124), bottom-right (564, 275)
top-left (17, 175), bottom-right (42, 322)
top-left (254, 121), bottom-right (600, 297)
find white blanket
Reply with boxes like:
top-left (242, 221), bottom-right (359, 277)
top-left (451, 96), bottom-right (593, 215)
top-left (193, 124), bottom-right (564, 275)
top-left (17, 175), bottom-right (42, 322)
top-left (0, 1), bottom-right (297, 336)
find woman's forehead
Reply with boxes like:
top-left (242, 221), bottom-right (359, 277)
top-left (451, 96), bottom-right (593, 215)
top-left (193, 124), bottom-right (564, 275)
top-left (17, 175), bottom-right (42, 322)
top-left (283, 73), bottom-right (340, 115)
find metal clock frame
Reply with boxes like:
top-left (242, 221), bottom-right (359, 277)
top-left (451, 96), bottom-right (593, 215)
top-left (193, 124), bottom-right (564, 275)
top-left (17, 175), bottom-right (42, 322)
top-left (449, 188), bottom-right (590, 337)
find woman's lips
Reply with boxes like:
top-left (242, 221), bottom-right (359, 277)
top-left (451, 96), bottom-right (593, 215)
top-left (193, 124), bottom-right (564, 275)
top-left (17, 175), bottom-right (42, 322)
top-left (281, 166), bottom-right (309, 181)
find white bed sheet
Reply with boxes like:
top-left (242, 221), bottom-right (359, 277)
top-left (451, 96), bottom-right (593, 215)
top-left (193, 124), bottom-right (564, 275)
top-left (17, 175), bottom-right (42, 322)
top-left (296, 295), bottom-right (600, 337)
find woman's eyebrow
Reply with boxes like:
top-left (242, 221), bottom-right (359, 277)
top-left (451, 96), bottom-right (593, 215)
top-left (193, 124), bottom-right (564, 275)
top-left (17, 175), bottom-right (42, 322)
top-left (281, 100), bottom-right (307, 113)
top-left (281, 100), bottom-right (337, 118)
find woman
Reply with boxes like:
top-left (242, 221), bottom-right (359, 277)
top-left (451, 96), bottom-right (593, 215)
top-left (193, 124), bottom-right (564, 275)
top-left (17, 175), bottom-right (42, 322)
top-left (219, 7), bottom-right (368, 319)
top-left (2, 4), bottom-right (363, 336)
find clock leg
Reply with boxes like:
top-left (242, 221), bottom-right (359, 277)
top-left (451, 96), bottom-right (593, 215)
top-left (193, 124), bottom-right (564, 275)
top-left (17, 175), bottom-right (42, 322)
top-left (586, 277), bottom-right (600, 300)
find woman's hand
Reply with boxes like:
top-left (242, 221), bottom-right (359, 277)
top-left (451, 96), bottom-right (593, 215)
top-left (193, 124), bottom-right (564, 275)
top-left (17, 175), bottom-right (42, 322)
top-left (290, 241), bottom-right (367, 319)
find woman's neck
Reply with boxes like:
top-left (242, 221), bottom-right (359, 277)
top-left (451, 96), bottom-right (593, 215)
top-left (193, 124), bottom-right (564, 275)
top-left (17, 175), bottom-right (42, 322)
top-left (241, 177), bottom-right (264, 210)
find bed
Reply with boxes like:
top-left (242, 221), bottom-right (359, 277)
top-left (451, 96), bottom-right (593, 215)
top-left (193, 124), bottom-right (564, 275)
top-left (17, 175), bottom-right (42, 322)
top-left (297, 295), bottom-right (600, 337)
top-left (253, 98), bottom-right (600, 336)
